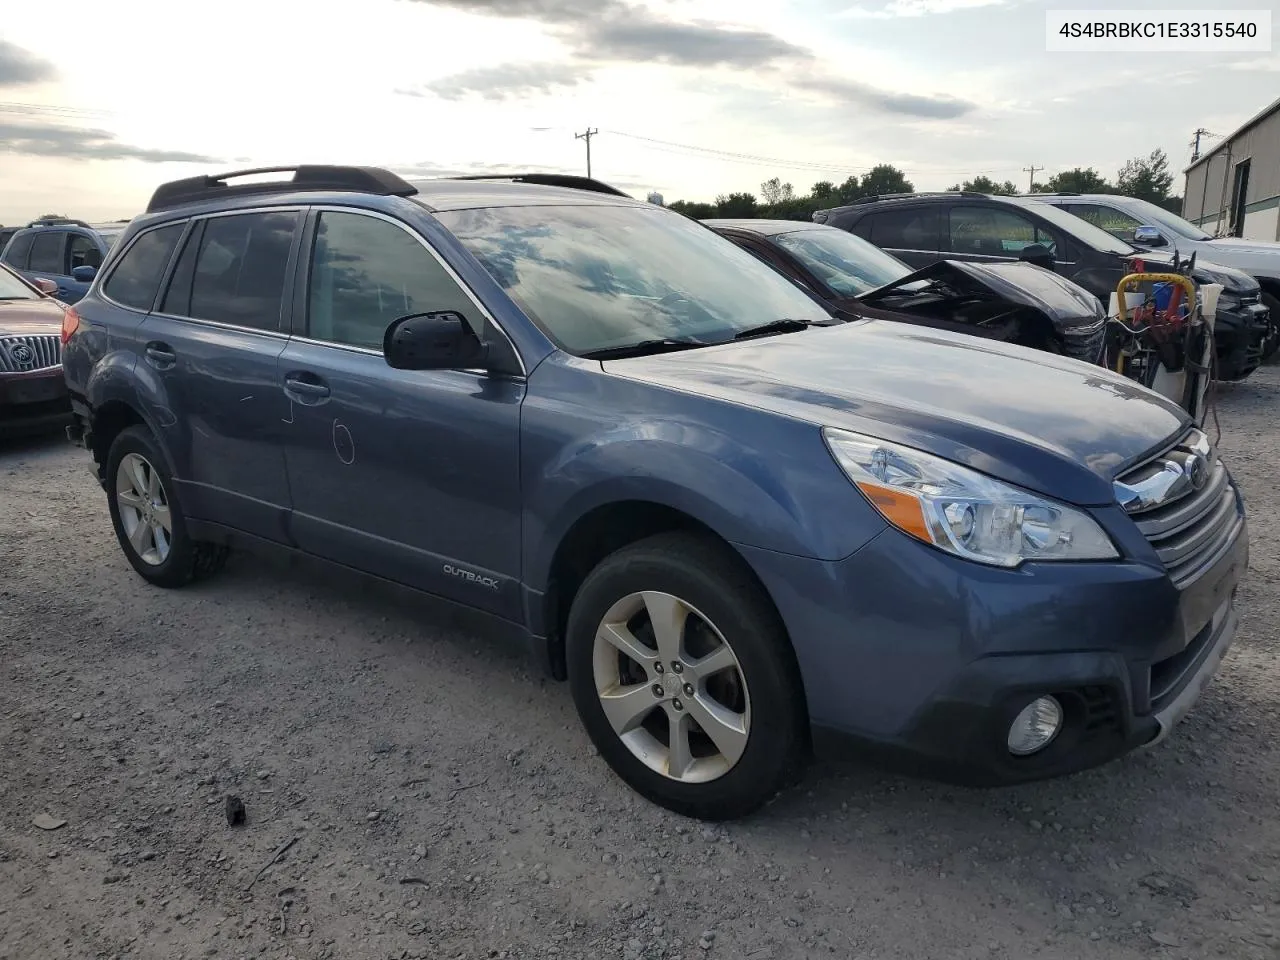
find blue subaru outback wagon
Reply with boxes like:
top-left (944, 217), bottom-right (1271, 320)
top-left (62, 166), bottom-right (1248, 820)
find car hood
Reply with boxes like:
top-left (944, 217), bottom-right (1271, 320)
top-left (604, 320), bottom-right (1188, 506)
top-left (1135, 250), bottom-right (1257, 294)
top-left (0, 297), bottom-right (65, 334)
top-left (861, 259), bottom-right (1104, 330)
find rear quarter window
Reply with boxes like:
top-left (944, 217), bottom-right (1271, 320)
top-left (869, 208), bottom-right (942, 251)
top-left (103, 223), bottom-right (186, 311)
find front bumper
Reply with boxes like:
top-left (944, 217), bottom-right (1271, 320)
top-left (737, 504), bottom-right (1248, 787)
top-left (1213, 296), bottom-right (1270, 381)
top-left (0, 367), bottom-right (71, 438)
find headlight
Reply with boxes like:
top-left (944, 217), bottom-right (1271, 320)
top-left (823, 428), bottom-right (1118, 568)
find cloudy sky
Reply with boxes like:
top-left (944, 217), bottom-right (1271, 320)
top-left (0, 0), bottom-right (1276, 222)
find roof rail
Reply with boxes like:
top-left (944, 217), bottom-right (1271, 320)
top-left (443, 173), bottom-right (631, 198)
top-left (146, 165), bottom-right (418, 213)
top-left (27, 216), bottom-right (93, 228)
top-left (851, 190), bottom-right (989, 206)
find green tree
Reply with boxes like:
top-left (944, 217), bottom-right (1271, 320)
top-left (1038, 167), bottom-right (1112, 194)
top-left (667, 199), bottom-right (716, 219)
top-left (1116, 149), bottom-right (1174, 204)
top-left (760, 177), bottom-right (796, 205)
top-left (859, 164), bottom-right (913, 198)
top-left (810, 180), bottom-right (836, 201)
top-left (713, 192), bottom-right (758, 217)
top-left (946, 176), bottom-right (1018, 195)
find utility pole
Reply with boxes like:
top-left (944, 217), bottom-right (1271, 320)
top-left (575, 127), bottom-right (598, 178)
top-left (1023, 163), bottom-right (1043, 192)
top-left (1190, 127), bottom-right (1217, 162)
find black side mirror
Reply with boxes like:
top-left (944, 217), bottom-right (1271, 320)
top-left (384, 311), bottom-right (489, 371)
top-left (1133, 225), bottom-right (1166, 247)
top-left (72, 265), bottom-right (97, 282)
top-left (1017, 243), bottom-right (1055, 271)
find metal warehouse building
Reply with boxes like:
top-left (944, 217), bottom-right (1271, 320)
top-left (1183, 96), bottom-right (1280, 241)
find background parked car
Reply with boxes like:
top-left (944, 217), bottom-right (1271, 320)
top-left (0, 226), bottom-right (18, 252)
top-left (814, 192), bottom-right (1271, 381)
top-left (1030, 193), bottom-right (1280, 361)
top-left (0, 262), bottom-right (70, 438)
top-left (1, 217), bottom-right (127, 304)
top-left (706, 218), bottom-right (1106, 363)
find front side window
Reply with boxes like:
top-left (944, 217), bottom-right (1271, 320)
top-left (772, 228), bottom-right (911, 297)
top-left (307, 211), bottom-right (475, 351)
top-left (1005, 197), bottom-right (1134, 256)
top-left (435, 203), bottom-right (831, 355)
top-left (27, 231), bottom-right (66, 274)
top-left (187, 212), bottom-right (298, 331)
top-left (1066, 204), bottom-right (1141, 241)
top-left (948, 207), bottom-right (1057, 257)
top-left (69, 234), bottom-right (104, 271)
top-left (102, 223), bottom-right (185, 311)
top-left (4, 232), bottom-right (34, 268)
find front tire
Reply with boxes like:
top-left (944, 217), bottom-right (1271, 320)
top-left (105, 426), bottom-right (228, 588)
top-left (566, 532), bottom-right (807, 820)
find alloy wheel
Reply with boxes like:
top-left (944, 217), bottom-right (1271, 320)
top-left (592, 590), bottom-right (751, 783)
top-left (115, 452), bottom-right (172, 566)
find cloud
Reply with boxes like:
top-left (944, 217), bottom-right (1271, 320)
top-left (1228, 56), bottom-right (1280, 73)
top-left (407, 0), bottom-right (977, 118)
top-left (791, 74), bottom-right (976, 119)
top-left (414, 0), bottom-right (805, 67)
top-left (0, 121), bottom-right (218, 163)
top-left (410, 61), bottom-right (591, 101)
top-left (840, 0), bottom-right (1010, 17)
top-left (0, 39), bottom-right (56, 86)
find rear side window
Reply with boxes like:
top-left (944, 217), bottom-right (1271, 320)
top-left (103, 223), bottom-right (185, 311)
top-left (868, 208), bottom-right (942, 251)
top-left (186, 212), bottom-right (298, 331)
top-left (4, 231), bottom-right (34, 268)
top-left (28, 231), bottom-right (66, 273)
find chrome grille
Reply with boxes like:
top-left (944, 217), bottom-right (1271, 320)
top-left (1114, 428), bottom-right (1242, 587)
top-left (0, 334), bottom-right (61, 373)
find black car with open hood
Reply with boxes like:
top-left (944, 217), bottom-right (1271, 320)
top-left (705, 219), bottom-right (1106, 364)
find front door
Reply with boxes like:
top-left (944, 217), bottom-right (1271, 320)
top-left (135, 210), bottom-right (301, 542)
top-left (278, 208), bottom-right (524, 620)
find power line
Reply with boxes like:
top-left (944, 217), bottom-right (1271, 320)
top-left (1023, 163), bottom-right (1043, 191)
top-left (574, 127), bottom-right (598, 177)
top-left (592, 128), bottom-right (1023, 179)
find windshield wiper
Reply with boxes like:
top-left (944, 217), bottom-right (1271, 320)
top-left (581, 337), bottom-right (709, 360)
top-left (731, 317), bottom-right (814, 341)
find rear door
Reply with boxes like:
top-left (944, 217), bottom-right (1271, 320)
top-left (859, 206), bottom-right (943, 269)
top-left (132, 209), bottom-right (301, 542)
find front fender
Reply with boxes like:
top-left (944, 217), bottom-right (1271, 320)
top-left (520, 357), bottom-right (889, 593)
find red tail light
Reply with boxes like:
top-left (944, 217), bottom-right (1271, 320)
top-left (61, 306), bottom-right (81, 346)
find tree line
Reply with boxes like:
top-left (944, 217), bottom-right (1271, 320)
top-left (666, 148), bottom-right (1180, 222)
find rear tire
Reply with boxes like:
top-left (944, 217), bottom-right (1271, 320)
top-left (566, 532), bottom-right (807, 820)
top-left (105, 426), bottom-right (228, 588)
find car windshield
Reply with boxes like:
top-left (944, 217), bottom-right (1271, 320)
top-left (0, 265), bottom-right (37, 299)
top-left (771, 228), bottom-right (911, 297)
top-left (435, 204), bottom-right (832, 355)
top-left (1005, 197), bottom-right (1136, 256)
top-left (1112, 198), bottom-right (1214, 242)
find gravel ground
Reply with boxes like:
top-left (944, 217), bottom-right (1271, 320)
top-left (2, 369), bottom-right (1279, 960)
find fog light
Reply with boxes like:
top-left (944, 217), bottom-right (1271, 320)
top-left (1007, 696), bottom-right (1063, 756)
